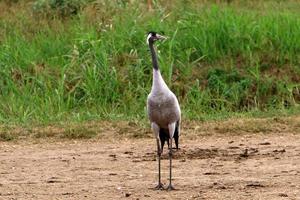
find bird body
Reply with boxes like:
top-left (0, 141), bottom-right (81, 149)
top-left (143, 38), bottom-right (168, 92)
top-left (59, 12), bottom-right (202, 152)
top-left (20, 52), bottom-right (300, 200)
top-left (147, 86), bottom-right (180, 130)
top-left (146, 31), bottom-right (181, 190)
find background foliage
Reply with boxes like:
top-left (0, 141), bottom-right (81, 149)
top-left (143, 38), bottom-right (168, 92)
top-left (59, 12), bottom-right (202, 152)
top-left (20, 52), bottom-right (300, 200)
top-left (0, 0), bottom-right (299, 124)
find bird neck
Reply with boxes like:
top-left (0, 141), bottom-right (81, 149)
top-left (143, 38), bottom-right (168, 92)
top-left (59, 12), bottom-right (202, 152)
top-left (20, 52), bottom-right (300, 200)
top-left (148, 41), bottom-right (159, 70)
top-left (148, 41), bottom-right (169, 93)
top-left (152, 69), bottom-right (168, 92)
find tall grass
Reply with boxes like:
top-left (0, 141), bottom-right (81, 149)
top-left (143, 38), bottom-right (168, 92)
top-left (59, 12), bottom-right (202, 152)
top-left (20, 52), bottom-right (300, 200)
top-left (0, 0), bottom-right (299, 124)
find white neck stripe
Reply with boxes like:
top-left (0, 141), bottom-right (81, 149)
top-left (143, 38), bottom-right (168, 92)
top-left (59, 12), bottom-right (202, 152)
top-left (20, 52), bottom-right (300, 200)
top-left (146, 33), bottom-right (152, 44)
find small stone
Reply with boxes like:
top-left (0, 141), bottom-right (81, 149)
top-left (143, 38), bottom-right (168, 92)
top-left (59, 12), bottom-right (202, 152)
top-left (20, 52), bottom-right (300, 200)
top-left (259, 142), bottom-right (271, 145)
top-left (273, 149), bottom-right (286, 153)
top-left (246, 181), bottom-right (264, 188)
top-left (124, 151), bottom-right (133, 155)
top-left (278, 193), bottom-right (288, 197)
top-left (125, 193), bottom-right (131, 197)
top-left (217, 185), bottom-right (226, 189)
top-left (239, 149), bottom-right (248, 158)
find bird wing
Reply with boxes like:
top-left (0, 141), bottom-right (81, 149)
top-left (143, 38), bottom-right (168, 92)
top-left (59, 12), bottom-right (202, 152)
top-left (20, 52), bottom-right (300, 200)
top-left (147, 92), bottom-right (180, 129)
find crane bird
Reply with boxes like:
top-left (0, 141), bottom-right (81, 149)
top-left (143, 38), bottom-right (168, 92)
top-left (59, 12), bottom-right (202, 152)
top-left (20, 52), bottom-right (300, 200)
top-left (146, 31), bottom-right (181, 191)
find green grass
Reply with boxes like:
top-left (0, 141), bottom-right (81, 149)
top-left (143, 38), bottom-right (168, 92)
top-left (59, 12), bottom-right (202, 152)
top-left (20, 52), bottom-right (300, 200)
top-left (0, 0), bottom-right (299, 125)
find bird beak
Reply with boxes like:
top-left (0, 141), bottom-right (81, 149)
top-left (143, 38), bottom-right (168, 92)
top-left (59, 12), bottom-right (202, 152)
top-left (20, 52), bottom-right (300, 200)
top-left (156, 34), bottom-right (168, 40)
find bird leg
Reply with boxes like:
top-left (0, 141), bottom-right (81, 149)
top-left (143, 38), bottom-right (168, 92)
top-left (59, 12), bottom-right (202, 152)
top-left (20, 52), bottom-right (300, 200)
top-left (155, 138), bottom-right (164, 190)
top-left (167, 138), bottom-right (175, 191)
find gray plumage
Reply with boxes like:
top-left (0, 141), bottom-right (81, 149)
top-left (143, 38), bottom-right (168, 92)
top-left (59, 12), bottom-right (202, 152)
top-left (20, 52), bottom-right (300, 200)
top-left (146, 31), bottom-right (181, 191)
top-left (147, 87), bottom-right (180, 130)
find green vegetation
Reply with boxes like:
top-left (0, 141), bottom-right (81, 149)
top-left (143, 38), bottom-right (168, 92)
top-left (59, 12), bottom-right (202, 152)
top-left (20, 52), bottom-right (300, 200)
top-left (0, 0), bottom-right (299, 125)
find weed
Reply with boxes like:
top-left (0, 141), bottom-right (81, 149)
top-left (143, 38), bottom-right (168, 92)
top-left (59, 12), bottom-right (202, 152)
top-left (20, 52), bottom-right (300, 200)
top-left (0, 132), bottom-right (15, 141)
top-left (60, 127), bottom-right (97, 139)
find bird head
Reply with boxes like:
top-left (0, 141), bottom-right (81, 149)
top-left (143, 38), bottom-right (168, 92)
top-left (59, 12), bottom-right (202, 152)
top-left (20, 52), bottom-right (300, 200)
top-left (146, 31), bottom-right (167, 44)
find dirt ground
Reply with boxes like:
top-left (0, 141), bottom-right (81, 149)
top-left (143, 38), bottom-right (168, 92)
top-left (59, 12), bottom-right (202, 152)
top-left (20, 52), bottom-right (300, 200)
top-left (0, 117), bottom-right (300, 200)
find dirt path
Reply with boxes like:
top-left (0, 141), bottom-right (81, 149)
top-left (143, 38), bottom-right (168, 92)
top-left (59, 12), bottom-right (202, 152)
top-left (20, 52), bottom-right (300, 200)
top-left (0, 132), bottom-right (300, 200)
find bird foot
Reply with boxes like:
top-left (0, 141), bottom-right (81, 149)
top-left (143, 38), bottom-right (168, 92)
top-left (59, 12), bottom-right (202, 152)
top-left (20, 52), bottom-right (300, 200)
top-left (168, 147), bottom-right (174, 155)
top-left (157, 148), bottom-right (162, 157)
top-left (166, 184), bottom-right (175, 191)
top-left (154, 182), bottom-right (164, 190)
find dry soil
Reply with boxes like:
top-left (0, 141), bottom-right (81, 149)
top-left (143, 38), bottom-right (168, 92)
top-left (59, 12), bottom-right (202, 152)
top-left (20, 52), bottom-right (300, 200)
top-left (0, 118), bottom-right (300, 200)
